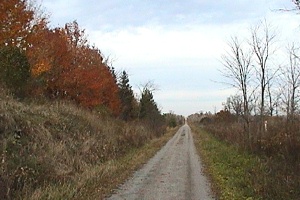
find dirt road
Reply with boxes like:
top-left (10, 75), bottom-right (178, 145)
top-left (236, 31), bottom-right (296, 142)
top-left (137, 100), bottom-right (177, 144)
top-left (107, 124), bottom-right (215, 200)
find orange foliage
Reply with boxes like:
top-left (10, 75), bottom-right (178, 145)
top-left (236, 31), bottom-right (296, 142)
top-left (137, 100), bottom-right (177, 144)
top-left (0, 0), bottom-right (34, 47)
top-left (1, 1), bottom-right (120, 115)
top-left (27, 26), bottom-right (71, 77)
top-left (52, 45), bottom-right (120, 115)
top-left (27, 22), bottom-right (120, 115)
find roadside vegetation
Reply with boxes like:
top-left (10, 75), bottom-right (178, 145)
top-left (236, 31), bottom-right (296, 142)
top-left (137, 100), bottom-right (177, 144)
top-left (0, 87), bottom-right (181, 199)
top-left (192, 124), bottom-right (300, 200)
top-left (0, 1), bottom-right (185, 199)
top-left (189, 3), bottom-right (300, 199)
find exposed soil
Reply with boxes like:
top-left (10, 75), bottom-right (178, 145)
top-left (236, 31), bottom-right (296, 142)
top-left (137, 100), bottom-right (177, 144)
top-left (107, 124), bottom-right (215, 200)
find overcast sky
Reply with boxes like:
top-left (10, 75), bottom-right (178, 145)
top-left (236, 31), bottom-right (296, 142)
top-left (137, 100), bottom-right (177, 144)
top-left (42, 0), bottom-right (300, 116)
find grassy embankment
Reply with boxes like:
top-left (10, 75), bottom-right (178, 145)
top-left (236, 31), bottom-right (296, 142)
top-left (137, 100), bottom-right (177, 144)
top-left (192, 125), bottom-right (300, 200)
top-left (0, 88), bottom-right (177, 199)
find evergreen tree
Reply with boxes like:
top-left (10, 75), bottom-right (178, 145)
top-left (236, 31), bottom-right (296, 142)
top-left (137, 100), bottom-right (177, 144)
top-left (139, 88), bottom-right (159, 119)
top-left (0, 46), bottom-right (30, 98)
top-left (139, 87), bottom-right (165, 136)
top-left (118, 70), bottom-right (136, 120)
top-left (109, 66), bottom-right (117, 83)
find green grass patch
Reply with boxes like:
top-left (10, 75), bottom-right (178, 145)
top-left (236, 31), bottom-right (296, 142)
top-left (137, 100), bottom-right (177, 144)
top-left (192, 125), bottom-right (266, 200)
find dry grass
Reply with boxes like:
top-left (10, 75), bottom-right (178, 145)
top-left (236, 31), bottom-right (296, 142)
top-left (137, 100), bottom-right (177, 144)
top-left (0, 87), bottom-right (172, 199)
top-left (24, 127), bottom-right (177, 200)
top-left (193, 113), bottom-right (300, 199)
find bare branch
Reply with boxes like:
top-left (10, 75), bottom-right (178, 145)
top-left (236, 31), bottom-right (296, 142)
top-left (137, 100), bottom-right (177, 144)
top-left (221, 36), bottom-right (253, 120)
top-left (250, 20), bottom-right (278, 119)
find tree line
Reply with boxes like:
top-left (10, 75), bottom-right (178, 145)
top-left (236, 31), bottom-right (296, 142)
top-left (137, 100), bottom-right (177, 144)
top-left (0, 0), bottom-right (184, 131)
top-left (219, 18), bottom-right (300, 150)
top-left (190, 2), bottom-right (300, 166)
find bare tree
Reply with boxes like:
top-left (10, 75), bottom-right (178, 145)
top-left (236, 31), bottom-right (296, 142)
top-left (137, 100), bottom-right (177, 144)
top-left (249, 91), bottom-right (260, 116)
top-left (250, 21), bottom-right (277, 136)
top-left (138, 80), bottom-right (159, 94)
top-left (222, 37), bottom-right (252, 116)
top-left (281, 44), bottom-right (300, 120)
top-left (225, 94), bottom-right (243, 116)
top-left (221, 37), bottom-right (253, 144)
top-left (266, 78), bottom-right (278, 116)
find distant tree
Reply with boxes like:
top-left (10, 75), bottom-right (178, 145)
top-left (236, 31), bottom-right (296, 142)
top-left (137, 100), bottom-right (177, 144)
top-left (139, 88), bottom-right (159, 119)
top-left (0, 46), bottom-right (30, 97)
top-left (168, 116), bottom-right (177, 127)
top-left (164, 112), bottom-right (184, 128)
top-left (138, 81), bottom-right (159, 119)
top-left (250, 21), bottom-right (277, 135)
top-left (139, 85), bottom-right (165, 136)
top-left (118, 70), bottom-right (137, 120)
top-left (225, 95), bottom-right (243, 116)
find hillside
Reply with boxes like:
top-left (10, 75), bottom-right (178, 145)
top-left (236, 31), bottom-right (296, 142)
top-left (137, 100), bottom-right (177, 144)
top-left (0, 88), bottom-right (171, 199)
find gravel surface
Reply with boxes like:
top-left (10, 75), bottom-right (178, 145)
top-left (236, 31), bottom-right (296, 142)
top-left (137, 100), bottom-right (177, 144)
top-left (107, 124), bottom-right (215, 200)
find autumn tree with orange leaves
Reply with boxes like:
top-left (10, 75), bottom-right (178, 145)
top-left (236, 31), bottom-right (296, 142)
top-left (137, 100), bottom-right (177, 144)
top-left (0, 0), bottom-right (34, 48)
top-left (0, 0), bottom-right (120, 115)
top-left (28, 21), bottom-right (120, 114)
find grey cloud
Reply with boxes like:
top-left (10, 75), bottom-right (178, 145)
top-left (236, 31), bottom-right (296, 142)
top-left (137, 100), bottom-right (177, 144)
top-left (45, 0), bottom-right (293, 30)
top-left (72, 0), bottom-right (275, 29)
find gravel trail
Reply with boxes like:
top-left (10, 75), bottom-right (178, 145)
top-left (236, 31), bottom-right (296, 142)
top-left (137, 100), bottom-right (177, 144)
top-left (107, 124), bottom-right (215, 200)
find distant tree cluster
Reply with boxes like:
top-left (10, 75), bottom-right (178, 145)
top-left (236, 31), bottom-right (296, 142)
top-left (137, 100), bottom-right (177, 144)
top-left (164, 112), bottom-right (185, 127)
